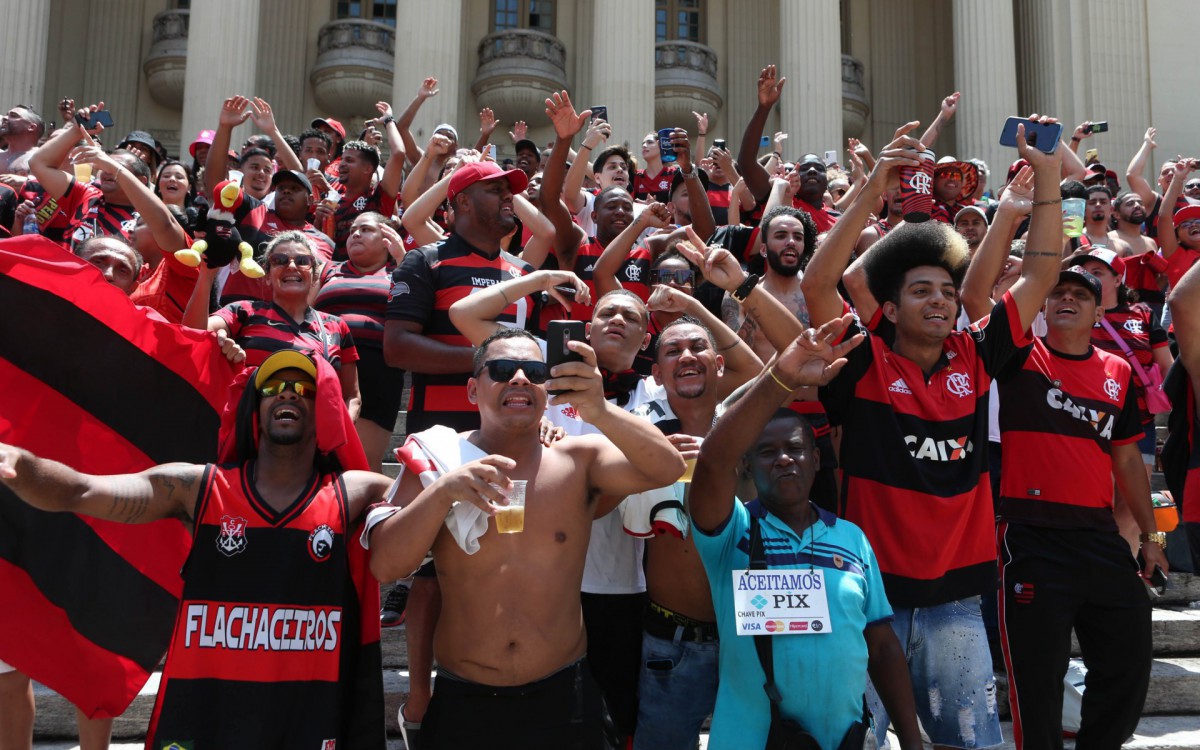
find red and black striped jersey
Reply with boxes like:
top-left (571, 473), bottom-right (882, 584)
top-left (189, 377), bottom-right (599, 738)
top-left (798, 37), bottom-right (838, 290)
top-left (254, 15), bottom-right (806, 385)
top-left (791, 197), bottom-right (839, 233)
top-left (706, 183), bottom-right (731, 226)
top-left (19, 178), bottom-right (74, 246)
top-left (315, 260), bottom-right (396, 352)
top-left (59, 179), bottom-right (136, 245)
top-left (332, 183), bottom-right (397, 261)
top-left (633, 165), bottom-right (677, 203)
top-left (385, 233), bottom-right (534, 432)
top-left (996, 339), bottom-right (1141, 530)
top-left (1090, 305), bottom-right (1169, 423)
top-left (220, 210), bottom-right (335, 306)
top-left (146, 463), bottom-right (384, 749)
top-left (819, 292), bottom-right (1030, 607)
top-left (214, 300), bottom-right (359, 371)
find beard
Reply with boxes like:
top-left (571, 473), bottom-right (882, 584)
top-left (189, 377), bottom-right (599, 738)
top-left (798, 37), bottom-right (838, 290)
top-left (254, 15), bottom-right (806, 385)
top-left (766, 249), bottom-right (802, 277)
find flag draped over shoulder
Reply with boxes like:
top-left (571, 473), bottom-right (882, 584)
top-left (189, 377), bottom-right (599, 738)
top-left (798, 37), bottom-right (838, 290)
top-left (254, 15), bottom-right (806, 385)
top-left (0, 236), bottom-right (237, 718)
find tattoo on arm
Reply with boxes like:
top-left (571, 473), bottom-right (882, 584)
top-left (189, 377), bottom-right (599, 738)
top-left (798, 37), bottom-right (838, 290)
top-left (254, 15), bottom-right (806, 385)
top-left (1023, 251), bottom-right (1063, 258)
top-left (107, 477), bottom-right (154, 523)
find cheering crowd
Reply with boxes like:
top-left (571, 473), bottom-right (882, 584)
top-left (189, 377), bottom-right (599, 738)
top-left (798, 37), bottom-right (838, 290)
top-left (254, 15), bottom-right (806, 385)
top-left (0, 61), bottom-right (1198, 750)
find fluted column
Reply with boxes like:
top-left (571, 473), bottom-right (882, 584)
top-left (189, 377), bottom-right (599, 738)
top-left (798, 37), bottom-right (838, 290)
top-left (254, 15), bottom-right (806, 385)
top-left (0, 0), bottom-right (50, 112)
top-left (952, 0), bottom-right (1018, 180)
top-left (255, 0), bottom-right (309, 131)
top-left (180, 0), bottom-right (260, 152)
top-left (1082, 0), bottom-right (1150, 183)
top-left (393, 0), bottom-right (463, 140)
top-left (82, 0), bottom-right (145, 138)
top-left (592, 0), bottom-right (654, 151)
top-left (724, 0), bottom-right (778, 146)
top-left (778, 0), bottom-right (842, 154)
top-left (868, 0), bottom-right (919, 151)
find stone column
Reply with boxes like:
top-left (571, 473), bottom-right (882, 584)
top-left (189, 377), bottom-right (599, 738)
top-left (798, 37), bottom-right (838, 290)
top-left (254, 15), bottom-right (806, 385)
top-left (591, 0), bottom-right (654, 150)
top-left (81, 0), bottom-right (145, 138)
top-left (0, 0), bottom-right (51, 111)
top-left (952, 0), bottom-right (1018, 178)
top-left (868, 0), bottom-right (919, 151)
top-left (778, 0), bottom-right (843, 154)
top-left (255, 0), bottom-right (309, 132)
top-left (723, 0), bottom-right (777, 145)
top-left (393, 0), bottom-right (463, 142)
top-left (180, 0), bottom-right (261, 153)
top-left (1081, 0), bottom-right (1151, 179)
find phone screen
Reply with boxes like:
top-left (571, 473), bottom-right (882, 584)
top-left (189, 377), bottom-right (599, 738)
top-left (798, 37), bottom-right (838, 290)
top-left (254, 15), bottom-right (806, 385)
top-left (591, 106), bottom-right (608, 123)
top-left (999, 117), bottom-right (1063, 154)
top-left (760, 135), bottom-right (771, 148)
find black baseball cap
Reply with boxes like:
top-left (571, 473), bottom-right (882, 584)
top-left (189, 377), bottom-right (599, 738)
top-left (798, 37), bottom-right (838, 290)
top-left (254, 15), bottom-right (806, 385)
top-left (514, 139), bottom-right (540, 158)
top-left (1058, 265), bottom-right (1103, 302)
top-left (271, 169), bottom-right (312, 193)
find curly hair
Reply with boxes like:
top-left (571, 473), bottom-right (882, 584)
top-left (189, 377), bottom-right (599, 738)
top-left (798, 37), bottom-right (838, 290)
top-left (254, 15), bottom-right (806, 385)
top-left (862, 222), bottom-right (969, 306)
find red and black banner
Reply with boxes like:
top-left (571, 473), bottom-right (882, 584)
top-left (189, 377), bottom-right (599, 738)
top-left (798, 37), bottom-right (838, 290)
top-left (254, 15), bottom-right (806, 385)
top-left (0, 236), bottom-right (237, 718)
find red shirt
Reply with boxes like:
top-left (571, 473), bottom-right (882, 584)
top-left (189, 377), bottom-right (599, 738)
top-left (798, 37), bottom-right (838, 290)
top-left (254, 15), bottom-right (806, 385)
top-left (129, 236), bottom-right (198, 324)
top-left (633, 165), bottom-right (677, 203)
top-left (790, 197), bottom-right (838, 233)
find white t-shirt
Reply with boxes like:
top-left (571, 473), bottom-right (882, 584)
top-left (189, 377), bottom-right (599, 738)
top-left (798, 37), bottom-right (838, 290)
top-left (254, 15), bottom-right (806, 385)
top-left (572, 190), bottom-right (648, 239)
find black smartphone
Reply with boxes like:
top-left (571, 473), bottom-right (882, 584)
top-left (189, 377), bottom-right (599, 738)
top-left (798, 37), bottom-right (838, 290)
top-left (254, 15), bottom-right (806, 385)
top-left (545, 320), bottom-right (586, 395)
top-left (713, 138), bottom-right (726, 151)
top-left (1136, 549), bottom-right (1168, 596)
top-left (1089, 121), bottom-right (1109, 134)
top-left (75, 110), bottom-right (114, 130)
top-left (591, 105), bottom-right (608, 123)
top-left (999, 116), bottom-right (1063, 154)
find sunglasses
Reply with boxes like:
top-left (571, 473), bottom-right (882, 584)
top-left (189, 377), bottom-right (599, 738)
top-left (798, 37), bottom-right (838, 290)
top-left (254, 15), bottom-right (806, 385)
top-left (1185, 182), bottom-right (1200, 191)
top-left (258, 378), bottom-right (317, 399)
top-left (1180, 219), bottom-right (1200, 230)
top-left (268, 253), bottom-right (315, 268)
top-left (475, 359), bottom-right (550, 384)
top-left (650, 268), bottom-right (696, 286)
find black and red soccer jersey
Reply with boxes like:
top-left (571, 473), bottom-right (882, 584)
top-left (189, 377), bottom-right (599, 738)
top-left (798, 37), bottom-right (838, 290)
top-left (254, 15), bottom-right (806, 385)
top-left (214, 300), bottom-right (359, 371)
top-left (790, 197), bottom-right (838, 234)
top-left (995, 339), bottom-right (1141, 530)
top-left (58, 179), bottom-right (137, 245)
top-left (315, 260), bottom-right (396, 352)
top-left (385, 233), bottom-right (534, 433)
top-left (819, 292), bottom-right (1031, 607)
top-left (633, 166), bottom-right (677, 203)
top-left (146, 463), bottom-right (384, 749)
top-left (706, 183), bottom-right (732, 226)
top-left (19, 179), bottom-right (74, 246)
top-left (332, 184), bottom-right (397, 260)
top-left (1124, 251), bottom-right (1167, 302)
top-left (1090, 305), bottom-right (1168, 423)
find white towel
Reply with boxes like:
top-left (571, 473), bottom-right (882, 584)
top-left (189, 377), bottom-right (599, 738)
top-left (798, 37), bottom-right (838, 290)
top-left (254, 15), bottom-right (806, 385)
top-left (393, 425), bottom-right (493, 555)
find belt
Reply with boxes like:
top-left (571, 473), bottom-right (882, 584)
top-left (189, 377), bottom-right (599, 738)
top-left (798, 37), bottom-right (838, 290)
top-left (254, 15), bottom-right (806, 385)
top-left (644, 601), bottom-right (719, 643)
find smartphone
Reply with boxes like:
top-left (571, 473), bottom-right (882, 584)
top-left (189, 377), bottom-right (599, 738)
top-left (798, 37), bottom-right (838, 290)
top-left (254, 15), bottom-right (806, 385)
top-left (1085, 148), bottom-right (1099, 163)
top-left (999, 116), bottom-right (1063, 154)
top-left (759, 135), bottom-right (772, 149)
top-left (591, 105), bottom-right (608, 123)
top-left (1089, 121), bottom-right (1109, 134)
top-left (658, 128), bottom-right (677, 164)
top-left (545, 320), bottom-right (586, 395)
top-left (486, 144), bottom-right (497, 161)
top-left (1136, 549), bottom-right (1169, 596)
top-left (824, 150), bottom-right (839, 166)
top-left (713, 138), bottom-right (727, 151)
top-left (75, 110), bottom-right (114, 130)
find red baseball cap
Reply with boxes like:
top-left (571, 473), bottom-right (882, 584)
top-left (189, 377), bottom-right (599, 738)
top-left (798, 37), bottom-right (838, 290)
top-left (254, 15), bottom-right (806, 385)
top-left (447, 161), bottom-right (529, 202)
top-left (1174, 204), bottom-right (1200, 226)
top-left (311, 117), bottom-right (346, 141)
top-left (189, 129), bottom-right (216, 159)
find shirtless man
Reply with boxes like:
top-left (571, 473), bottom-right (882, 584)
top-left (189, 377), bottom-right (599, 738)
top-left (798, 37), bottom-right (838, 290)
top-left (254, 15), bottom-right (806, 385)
top-left (367, 328), bottom-right (684, 748)
top-left (1083, 185), bottom-right (1132, 255)
top-left (1113, 191), bottom-right (1158, 257)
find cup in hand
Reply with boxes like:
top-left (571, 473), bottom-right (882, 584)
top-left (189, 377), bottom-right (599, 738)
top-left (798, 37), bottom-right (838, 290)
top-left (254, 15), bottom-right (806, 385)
top-left (73, 162), bottom-right (93, 184)
top-left (658, 128), bottom-right (678, 164)
top-left (898, 149), bottom-right (936, 222)
top-left (1062, 198), bottom-right (1085, 238)
top-left (494, 480), bottom-right (527, 534)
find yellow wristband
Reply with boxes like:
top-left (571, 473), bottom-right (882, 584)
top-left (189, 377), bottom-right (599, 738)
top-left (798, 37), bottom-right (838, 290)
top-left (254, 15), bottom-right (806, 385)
top-left (767, 367), bottom-right (794, 393)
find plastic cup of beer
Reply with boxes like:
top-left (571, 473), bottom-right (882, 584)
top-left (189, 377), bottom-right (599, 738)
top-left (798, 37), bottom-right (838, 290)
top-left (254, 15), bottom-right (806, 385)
top-left (678, 457), bottom-right (697, 483)
top-left (306, 158), bottom-right (320, 172)
top-left (495, 480), bottom-right (527, 534)
top-left (1062, 198), bottom-right (1085, 238)
top-left (73, 162), bottom-right (93, 184)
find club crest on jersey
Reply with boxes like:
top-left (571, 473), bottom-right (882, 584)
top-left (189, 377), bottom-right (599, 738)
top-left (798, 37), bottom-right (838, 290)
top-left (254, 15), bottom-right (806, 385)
top-left (216, 515), bottom-right (248, 557)
top-left (625, 265), bottom-right (642, 282)
top-left (353, 196), bottom-right (367, 211)
top-left (161, 741), bottom-right (193, 749)
top-left (1103, 377), bottom-right (1121, 401)
top-left (390, 280), bottom-right (410, 297)
top-left (309, 524), bottom-right (335, 562)
top-left (945, 371), bottom-right (973, 397)
top-left (1123, 318), bottom-right (1144, 335)
top-left (321, 740), bottom-right (337, 749)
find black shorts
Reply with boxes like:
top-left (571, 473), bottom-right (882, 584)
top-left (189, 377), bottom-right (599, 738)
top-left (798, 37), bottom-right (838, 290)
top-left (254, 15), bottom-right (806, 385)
top-left (355, 346), bottom-right (405, 430)
top-left (423, 658), bottom-right (610, 749)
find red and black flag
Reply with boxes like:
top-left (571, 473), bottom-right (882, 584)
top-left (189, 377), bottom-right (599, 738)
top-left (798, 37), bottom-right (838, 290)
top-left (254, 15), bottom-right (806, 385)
top-left (0, 236), bottom-right (237, 718)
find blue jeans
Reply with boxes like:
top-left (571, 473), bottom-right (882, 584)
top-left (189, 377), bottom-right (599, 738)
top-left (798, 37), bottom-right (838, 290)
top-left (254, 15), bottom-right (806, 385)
top-left (631, 629), bottom-right (719, 750)
top-left (868, 596), bottom-right (1003, 749)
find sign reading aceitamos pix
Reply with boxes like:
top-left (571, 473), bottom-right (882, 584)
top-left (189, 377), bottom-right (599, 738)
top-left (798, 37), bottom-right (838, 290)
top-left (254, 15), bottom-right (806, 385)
top-left (732, 569), bottom-right (831, 636)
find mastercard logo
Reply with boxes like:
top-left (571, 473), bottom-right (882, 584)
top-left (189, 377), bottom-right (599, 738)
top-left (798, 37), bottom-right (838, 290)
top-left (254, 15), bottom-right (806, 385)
top-left (765, 620), bottom-right (786, 633)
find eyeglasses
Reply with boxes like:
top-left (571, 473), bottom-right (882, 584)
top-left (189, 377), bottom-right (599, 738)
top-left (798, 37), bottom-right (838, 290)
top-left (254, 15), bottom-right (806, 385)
top-left (268, 254), bottom-right (315, 268)
top-left (258, 378), bottom-right (316, 399)
top-left (474, 359), bottom-right (550, 384)
top-left (1185, 182), bottom-right (1200, 191)
top-left (1179, 219), bottom-right (1200, 230)
top-left (650, 268), bottom-right (696, 286)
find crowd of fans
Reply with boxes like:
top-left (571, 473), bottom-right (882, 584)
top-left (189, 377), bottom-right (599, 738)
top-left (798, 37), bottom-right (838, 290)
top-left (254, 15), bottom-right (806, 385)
top-left (1, 61), bottom-right (1198, 750)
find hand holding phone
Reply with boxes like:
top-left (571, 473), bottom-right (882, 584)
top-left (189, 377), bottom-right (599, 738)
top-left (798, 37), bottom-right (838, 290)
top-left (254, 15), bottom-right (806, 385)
top-left (545, 320), bottom-right (586, 396)
top-left (824, 150), bottom-right (839, 166)
top-left (591, 105), bottom-right (608, 123)
top-left (999, 116), bottom-right (1063, 154)
top-left (1089, 121), bottom-right (1109, 134)
top-left (760, 135), bottom-right (772, 149)
top-left (713, 138), bottom-right (727, 151)
top-left (75, 110), bottom-right (114, 131)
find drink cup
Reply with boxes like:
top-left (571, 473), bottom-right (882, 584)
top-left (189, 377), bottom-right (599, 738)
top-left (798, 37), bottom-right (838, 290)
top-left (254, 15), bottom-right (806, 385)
top-left (306, 158), bottom-right (320, 172)
top-left (495, 480), bottom-right (527, 534)
top-left (658, 128), bottom-right (678, 164)
top-left (73, 162), bottom-right (93, 184)
top-left (898, 149), bottom-right (935, 222)
top-left (1062, 198), bottom-right (1085, 238)
top-left (678, 457), bottom-right (697, 483)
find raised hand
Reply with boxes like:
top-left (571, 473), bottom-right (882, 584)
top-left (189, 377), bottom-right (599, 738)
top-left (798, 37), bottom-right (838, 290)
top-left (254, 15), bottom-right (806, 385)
top-left (757, 65), bottom-right (786, 108)
top-left (1144, 127), bottom-right (1157, 149)
top-left (1015, 114), bottom-right (1064, 172)
top-left (582, 117), bottom-right (612, 150)
top-left (693, 111), bottom-right (709, 136)
top-left (998, 165), bottom-right (1034, 216)
top-left (427, 133), bottom-right (454, 157)
top-left (639, 201), bottom-right (672, 230)
top-left (418, 77), bottom-right (440, 99)
top-left (509, 120), bottom-right (528, 143)
top-left (219, 96), bottom-right (251, 129)
top-left (773, 314), bottom-right (864, 389)
top-left (865, 122), bottom-right (923, 192)
top-left (940, 92), bottom-right (961, 117)
top-left (647, 284), bottom-right (692, 315)
top-left (676, 224), bottom-right (745, 292)
top-left (479, 107), bottom-right (497, 137)
top-left (544, 91), bottom-right (590, 141)
top-left (375, 101), bottom-right (395, 119)
top-left (248, 97), bottom-right (277, 132)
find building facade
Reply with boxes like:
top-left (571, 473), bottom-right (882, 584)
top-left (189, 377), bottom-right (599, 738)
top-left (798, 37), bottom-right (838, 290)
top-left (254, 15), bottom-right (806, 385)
top-left (1, 0), bottom-right (1191, 189)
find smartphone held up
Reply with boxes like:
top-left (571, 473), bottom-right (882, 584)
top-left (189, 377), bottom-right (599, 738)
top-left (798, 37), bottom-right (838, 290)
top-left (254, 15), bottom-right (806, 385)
top-left (999, 116), bottom-right (1063, 154)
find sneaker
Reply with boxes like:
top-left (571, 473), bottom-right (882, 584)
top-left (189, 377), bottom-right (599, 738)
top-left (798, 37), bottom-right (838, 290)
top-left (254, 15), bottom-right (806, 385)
top-left (399, 703), bottom-right (423, 750)
top-left (381, 582), bottom-right (409, 627)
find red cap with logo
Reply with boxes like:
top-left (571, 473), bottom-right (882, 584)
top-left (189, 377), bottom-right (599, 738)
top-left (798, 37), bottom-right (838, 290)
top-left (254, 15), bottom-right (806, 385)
top-left (446, 161), bottom-right (529, 202)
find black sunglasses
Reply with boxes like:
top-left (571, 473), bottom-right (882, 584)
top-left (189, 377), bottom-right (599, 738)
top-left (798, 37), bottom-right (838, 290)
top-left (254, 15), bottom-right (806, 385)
top-left (475, 359), bottom-right (550, 384)
top-left (650, 268), bottom-right (696, 286)
top-left (268, 253), bottom-right (315, 268)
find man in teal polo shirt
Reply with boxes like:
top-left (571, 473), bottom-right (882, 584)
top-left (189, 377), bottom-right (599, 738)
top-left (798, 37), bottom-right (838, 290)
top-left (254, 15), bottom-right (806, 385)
top-left (690, 316), bottom-right (923, 750)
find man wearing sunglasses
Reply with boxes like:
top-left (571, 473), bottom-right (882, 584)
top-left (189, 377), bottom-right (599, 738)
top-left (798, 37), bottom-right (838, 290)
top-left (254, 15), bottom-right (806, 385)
top-left (367, 327), bottom-right (684, 748)
top-left (0, 349), bottom-right (393, 748)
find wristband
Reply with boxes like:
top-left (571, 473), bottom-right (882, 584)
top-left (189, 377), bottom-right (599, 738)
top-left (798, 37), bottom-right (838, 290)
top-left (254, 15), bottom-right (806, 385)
top-left (1031, 198), bottom-right (1062, 206)
top-left (731, 274), bottom-right (760, 303)
top-left (379, 115), bottom-right (396, 126)
top-left (1070, 136), bottom-right (1082, 142)
top-left (766, 367), bottom-right (795, 393)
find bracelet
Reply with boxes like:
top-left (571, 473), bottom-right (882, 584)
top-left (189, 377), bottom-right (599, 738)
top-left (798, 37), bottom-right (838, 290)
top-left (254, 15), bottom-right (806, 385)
top-left (379, 115), bottom-right (396, 126)
top-left (766, 367), bottom-right (795, 393)
top-left (1070, 136), bottom-right (1082, 142)
top-left (773, 152), bottom-right (783, 158)
top-left (718, 339), bottom-right (740, 352)
top-left (498, 286), bottom-right (510, 304)
top-left (1031, 198), bottom-right (1062, 206)
top-left (579, 144), bottom-right (593, 151)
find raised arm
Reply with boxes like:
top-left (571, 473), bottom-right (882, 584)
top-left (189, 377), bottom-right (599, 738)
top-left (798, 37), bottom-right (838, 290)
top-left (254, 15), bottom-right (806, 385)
top-left (918, 92), bottom-right (959, 149)
top-left (396, 77), bottom-right (440, 166)
top-left (378, 135), bottom-right (407, 199)
top-left (373, 101), bottom-right (405, 157)
top-left (400, 133), bottom-right (453, 211)
top-left (737, 66), bottom-right (786, 204)
top-left (593, 202), bottom-right (670, 297)
top-left (541, 90), bottom-right (590, 266)
top-left (563, 117), bottom-right (611, 214)
top-left (448, 269), bottom-right (590, 346)
top-left (473, 107), bottom-right (497, 153)
top-left (399, 172), bottom-right (450, 248)
top-left (0, 443), bottom-right (203, 523)
top-left (691, 111), bottom-right (708, 163)
top-left (801, 123), bottom-right (924, 327)
top-left (512, 193), bottom-right (556, 268)
top-left (960, 166), bottom-right (1033, 321)
top-left (248, 97), bottom-right (303, 173)
top-left (205, 96), bottom-right (250, 188)
top-left (1158, 160), bottom-right (1191, 259)
top-left (670, 128), bottom-right (716, 240)
top-left (75, 145), bottom-right (188, 252)
top-left (690, 315), bottom-right (862, 531)
top-left (28, 119), bottom-right (86, 199)
top-left (1125, 127), bottom-right (1160, 207)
